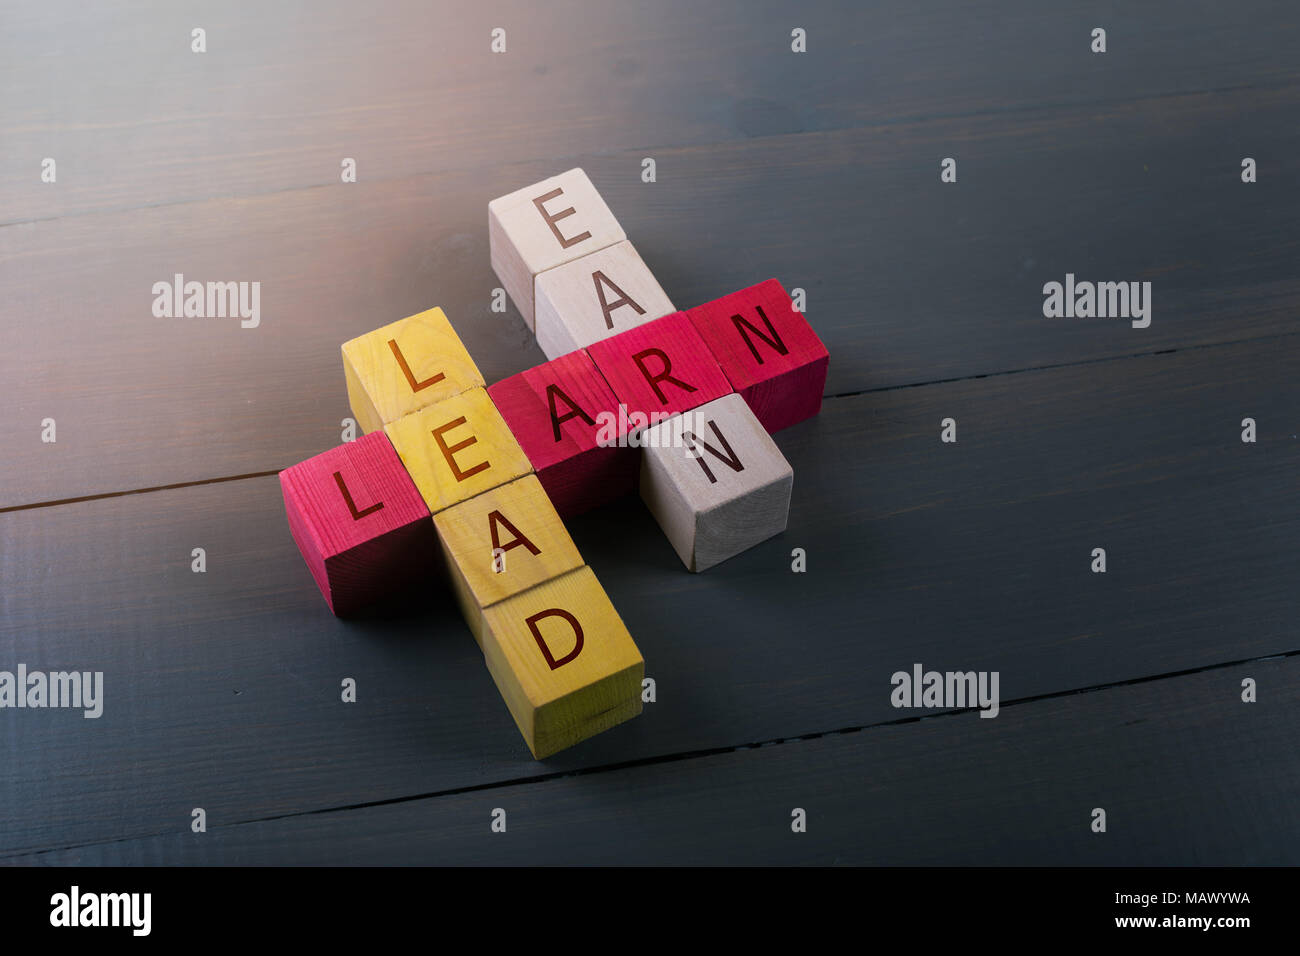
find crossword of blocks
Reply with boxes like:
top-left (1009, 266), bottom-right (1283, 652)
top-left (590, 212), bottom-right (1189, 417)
top-left (279, 168), bottom-right (829, 758)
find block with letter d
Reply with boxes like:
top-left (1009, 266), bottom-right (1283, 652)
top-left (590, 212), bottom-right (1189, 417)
top-left (278, 431), bottom-right (437, 616)
top-left (479, 566), bottom-right (644, 759)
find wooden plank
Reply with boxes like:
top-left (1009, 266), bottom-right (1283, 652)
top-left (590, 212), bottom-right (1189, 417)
top-left (5, 0), bottom-right (1299, 224)
top-left (1, 336), bottom-right (1295, 854)
top-left (3, 85), bottom-right (1298, 507)
top-left (10, 657), bottom-right (1297, 864)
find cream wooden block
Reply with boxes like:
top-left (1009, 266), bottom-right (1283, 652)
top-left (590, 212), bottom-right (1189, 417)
top-left (433, 474), bottom-right (584, 646)
top-left (488, 168), bottom-right (625, 331)
top-left (480, 566), bottom-right (643, 759)
top-left (534, 240), bottom-right (675, 360)
top-left (639, 392), bottom-right (793, 572)
top-left (342, 307), bottom-right (484, 434)
top-left (383, 387), bottom-right (532, 514)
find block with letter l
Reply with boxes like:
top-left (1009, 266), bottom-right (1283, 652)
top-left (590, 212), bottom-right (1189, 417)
top-left (685, 279), bottom-right (828, 432)
top-left (480, 566), bottom-right (643, 759)
top-left (342, 307), bottom-right (485, 434)
top-left (278, 431), bottom-right (437, 616)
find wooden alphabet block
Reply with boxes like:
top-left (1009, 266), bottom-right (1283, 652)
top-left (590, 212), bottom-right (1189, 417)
top-left (479, 566), bottom-right (643, 759)
top-left (279, 431), bottom-right (437, 616)
top-left (639, 393), bottom-right (793, 572)
top-left (342, 307), bottom-right (485, 434)
top-left (487, 350), bottom-right (637, 518)
top-left (433, 474), bottom-right (584, 646)
top-left (384, 387), bottom-right (533, 514)
top-left (489, 168), bottom-right (626, 330)
top-left (534, 239), bottom-right (675, 360)
top-left (685, 279), bottom-right (829, 432)
top-left (585, 311), bottom-right (732, 436)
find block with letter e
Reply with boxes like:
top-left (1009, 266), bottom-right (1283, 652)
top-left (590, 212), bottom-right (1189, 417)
top-left (384, 387), bottom-right (533, 514)
top-left (489, 168), bottom-right (625, 331)
top-left (586, 310), bottom-right (732, 438)
top-left (487, 350), bottom-right (636, 517)
top-left (685, 279), bottom-right (828, 432)
top-left (433, 475), bottom-right (584, 646)
top-left (640, 393), bottom-right (793, 572)
top-left (480, 566), bottom-right (643, 759)
top-left (342, 307), bottom-right (485, 435)
top-left (279, 431), bottom-right (437, 616)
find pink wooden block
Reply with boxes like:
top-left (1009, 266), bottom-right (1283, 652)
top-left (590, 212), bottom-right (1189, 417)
top-left (685, 279), bottom-right (829, 432)
top-left (585, 311), bottom-right (732, 433)
top-left (279, 430), bottom-right (436, 616)
top-left (487, 350), bottom-right (637, 518)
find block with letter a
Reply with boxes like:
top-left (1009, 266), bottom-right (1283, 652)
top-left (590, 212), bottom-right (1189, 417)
top-left (488, 349), bottom-right (636, 517)
top-left (433, 474), bottom-right (584, 646)
top-left (479, 566), bottom-right (644, 759)
top-left (534, 239), bottom-right (675, 360)
top-left (640, 393), bottom-right (793, 572)
top-left (278, 431), bottom-right (437, 616)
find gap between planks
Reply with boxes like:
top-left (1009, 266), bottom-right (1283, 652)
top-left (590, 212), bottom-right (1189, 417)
top-left (2, 329), bottom-right (1296, 516)
top-left (2, 646), bottom-right (1296, 862)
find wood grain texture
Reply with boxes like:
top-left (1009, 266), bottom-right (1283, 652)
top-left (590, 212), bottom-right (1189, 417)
top-left (2, 0), bottom-right (1298, 863)
top-left (11, 658), bottom-right (1296, 865)
top-left (686, 279), bottom-right (828, 432)
top-left (278, 431), bottom-right (436, 616)
top-left (489, 168), bottom-right (626, 329)
top-left (535, 240), bottom-right (675, 359)
top-left (640, 394), bottom-right (793, 572)
top-left (487, 349), bottom-right (639, 518)
top-left (1, 337), bottom-right (1294, 855)
top-left (585, 311), bottom-right (733, 426)
top-left (342, 307), bottom-right (484, 434)
top-left (2, 85), bottom-right (1298, 507)
top-left (5, 1), bottom-right (1298, 225)
top-left (480, 567), bottom-right (644, 759)
top-left (383, 387), bottom-right (534, 514)
top-left (433, 474), bottom-right (584, 645)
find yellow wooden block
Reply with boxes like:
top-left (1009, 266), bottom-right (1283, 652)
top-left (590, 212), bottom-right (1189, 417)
top-left (434, 475), bottom-right (584, 646)
top-left (342, 307), bottom-right (485, 434)
top-left (384, 387), bottom-right (533, 514)
top-left (480, 566), bottom-right (644, 759)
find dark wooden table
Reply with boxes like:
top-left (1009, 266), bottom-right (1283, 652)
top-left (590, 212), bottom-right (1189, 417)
top-left (1, 0), bottom-right (1296, 865)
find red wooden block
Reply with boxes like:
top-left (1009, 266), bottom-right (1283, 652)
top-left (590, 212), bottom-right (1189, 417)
top-left (585, 311), bottom-right (732, 433)
top-left (487, 350), bottom-right (637, 518)
top-left (685, 279), bottom-right (829, 432)
top-left (279, 430), bottom-right (436, 616)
